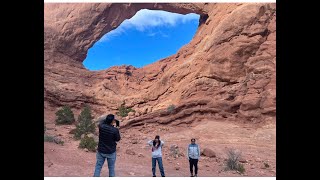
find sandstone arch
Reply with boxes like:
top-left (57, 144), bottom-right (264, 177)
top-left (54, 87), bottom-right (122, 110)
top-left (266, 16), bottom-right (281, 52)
top-left (44, 3), bottom-right (276, 127)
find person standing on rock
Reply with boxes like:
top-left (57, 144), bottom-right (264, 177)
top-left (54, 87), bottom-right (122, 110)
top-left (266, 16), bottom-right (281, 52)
top-left (93, 114), bottom-right (121, 177)
top-left (187, 138), bottom-right (200, 177)
top-left (147, 135), bottom-right (165, 177)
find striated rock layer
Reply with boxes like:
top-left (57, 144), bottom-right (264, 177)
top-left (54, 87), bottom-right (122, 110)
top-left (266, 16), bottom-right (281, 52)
top-left (44, 3), bottom-right (276, 127)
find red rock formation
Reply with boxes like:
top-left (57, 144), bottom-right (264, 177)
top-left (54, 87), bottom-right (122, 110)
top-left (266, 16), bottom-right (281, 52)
top-left (44, 3), bottom-right (276, 127)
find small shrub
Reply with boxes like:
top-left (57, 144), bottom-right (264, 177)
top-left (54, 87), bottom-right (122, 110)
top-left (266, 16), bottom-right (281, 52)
top-left (79, 135), bottom-right (97, 152)
top-left (44, 135), bottom-right (64, 145)
top-left (55, 106), bottom-right (75, 125)
top-left (53, 137), bottom-right (64, 145)
top-left (167, 105), bottom-right (175, 113)
top-left (44, 134), bottom-right (55, 142)
top-left (225, 149), bottom-right (245, 173)
top-left (74, 105), bottom-right (95, 139)
top-left (170, 145), bottom-right (181, 158)
top-left (116, 102), bottom-right (135, 117)
top-left (237, 163), bottom-right (245, 174)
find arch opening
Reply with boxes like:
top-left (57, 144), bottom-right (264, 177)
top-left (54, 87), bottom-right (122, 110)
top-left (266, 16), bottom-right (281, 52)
top-left (83, 9), bottom-right (200, 71)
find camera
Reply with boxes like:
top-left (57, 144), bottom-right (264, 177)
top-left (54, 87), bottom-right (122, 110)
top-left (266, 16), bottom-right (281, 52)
top-left (114, 119), bottom-right (120, 127)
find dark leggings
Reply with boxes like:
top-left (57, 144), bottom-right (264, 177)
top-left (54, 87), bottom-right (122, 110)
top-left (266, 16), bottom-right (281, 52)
top-left (189, 158), bottom-right (198, 175)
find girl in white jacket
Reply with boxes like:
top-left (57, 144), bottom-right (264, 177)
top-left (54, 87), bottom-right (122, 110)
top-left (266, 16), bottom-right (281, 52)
top-left (147, 135), bottom-right (165, 177)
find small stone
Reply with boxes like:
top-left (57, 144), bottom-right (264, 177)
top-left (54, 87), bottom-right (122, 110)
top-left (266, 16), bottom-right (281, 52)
top-left (201, 148), bottom-right (216, 158)
top-left (138, 153), bottom-right (144, 157)
top-left (131, 139), bottom-right (139, 144)
top-left (239, 158), bottom-right (248, 163)
top-left (126, 149), bottom-right (136, 155)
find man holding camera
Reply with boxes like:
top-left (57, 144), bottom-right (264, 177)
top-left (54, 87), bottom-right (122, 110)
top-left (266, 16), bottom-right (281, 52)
top-left (93, 114), bottom-right (121, 177)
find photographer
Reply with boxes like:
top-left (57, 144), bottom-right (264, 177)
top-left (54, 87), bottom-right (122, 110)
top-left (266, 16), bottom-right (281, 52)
top-left (93, 114), bottom-right (121, 177)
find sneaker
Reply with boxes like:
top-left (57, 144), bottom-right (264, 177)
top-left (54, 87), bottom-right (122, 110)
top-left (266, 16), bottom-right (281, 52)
top-left (194, 174), bottom-right (198, 177)
top-left (190, 174), bottom-right (194, 177)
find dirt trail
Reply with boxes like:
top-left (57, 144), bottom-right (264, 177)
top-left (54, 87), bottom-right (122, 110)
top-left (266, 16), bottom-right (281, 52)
top-left (44, 120), bottom-right (275, 177)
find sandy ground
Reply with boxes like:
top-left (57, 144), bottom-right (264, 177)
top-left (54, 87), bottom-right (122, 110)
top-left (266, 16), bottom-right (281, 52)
top-left (44, 119), bottom-right (276, 177)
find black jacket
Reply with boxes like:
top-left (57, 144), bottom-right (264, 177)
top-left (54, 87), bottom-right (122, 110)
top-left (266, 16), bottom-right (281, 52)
top-left (97, 121), bottom-right (121, 154)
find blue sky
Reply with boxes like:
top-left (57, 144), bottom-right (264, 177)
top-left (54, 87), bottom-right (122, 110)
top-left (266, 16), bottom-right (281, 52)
top-left (83, 9), bottom-right (200, 71)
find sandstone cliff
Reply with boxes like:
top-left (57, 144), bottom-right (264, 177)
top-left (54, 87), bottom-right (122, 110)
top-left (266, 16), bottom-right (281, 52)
top-left (44, 3), bottom-right (276, 127)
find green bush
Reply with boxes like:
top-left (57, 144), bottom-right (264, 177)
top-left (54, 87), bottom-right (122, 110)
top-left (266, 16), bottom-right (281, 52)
top-left (79, 135), bottom-right (97, 152)
top-left (53, 137), bottom-right (64, 145)
top-left (237, 164), bottom-right (245, 173)
top-left (225, 149), bottom-right (245, 174)
top-left (167, 104), bottom-right (175, 113)
top-left (44, 134), bottom-right (55, 142)
top-left (55, 106), bottom-right (75, 125)
top-left (44, 134), bottom-right (64, 145)
top-left (116, 103), bottom-right (135, 117)
top-left (74, 105), bottom-right (95, 139)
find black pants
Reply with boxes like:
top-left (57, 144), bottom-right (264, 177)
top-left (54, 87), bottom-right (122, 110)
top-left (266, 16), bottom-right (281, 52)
top-left (189, 158), bottom-right (198, 175)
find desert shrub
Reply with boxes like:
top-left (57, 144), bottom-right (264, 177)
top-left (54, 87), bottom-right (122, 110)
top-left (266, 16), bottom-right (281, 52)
top-left (55, 106), bottom-right (75, 125)
top-left (116, 103), bottom-right (135, 117)
top-left (167, 104), bottom-right (175, 113)
top-left (225, 149), bottom-right (245, 174)
top-left (44, 135), bottom-right (64, 145)
top-left (237, 163), bottom-right (245, 173)
top-left (74, 105), bottom-right (95, 139)
top-left (79, 135), bottom-right (97, 152)
top-left (44, 134), bottom-right (55, 142)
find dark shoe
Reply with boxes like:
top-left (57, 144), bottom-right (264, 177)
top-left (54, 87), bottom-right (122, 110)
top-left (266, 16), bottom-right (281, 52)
top-left (153, 175), bottom-right (156, 177)
top-left (190, 174), bottom-right (194, 177)
top-left (194, 174), bottom-right (198, 177)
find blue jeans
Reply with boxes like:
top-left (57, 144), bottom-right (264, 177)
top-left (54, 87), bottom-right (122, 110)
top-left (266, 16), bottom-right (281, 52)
top-left (93, 151), bottom-right (116, 177)
top-left (152, 157), bottom-right (165, 177)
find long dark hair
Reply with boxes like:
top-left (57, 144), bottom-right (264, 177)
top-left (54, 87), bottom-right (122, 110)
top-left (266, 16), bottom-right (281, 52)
top-left (152, 135), bottom-right (161, 148)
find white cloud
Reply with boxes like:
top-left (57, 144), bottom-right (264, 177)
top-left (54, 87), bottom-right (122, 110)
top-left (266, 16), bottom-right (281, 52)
top-left (98, 9), bottom-right (199, 43)
top-left (147, 32), bottom-right (157, 37)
